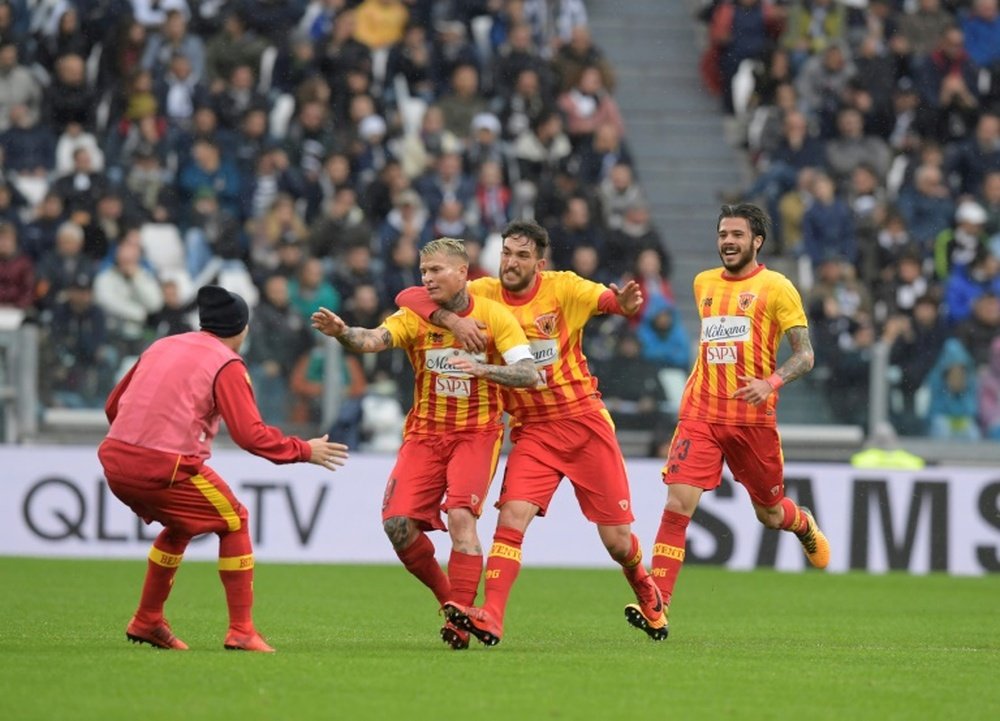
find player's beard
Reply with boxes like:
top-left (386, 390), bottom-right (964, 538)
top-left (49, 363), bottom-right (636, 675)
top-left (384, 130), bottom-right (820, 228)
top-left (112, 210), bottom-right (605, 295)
top-left (719, 245), bottom-right (755, 275)
top-left (501, 267), bottom-right (535, 293)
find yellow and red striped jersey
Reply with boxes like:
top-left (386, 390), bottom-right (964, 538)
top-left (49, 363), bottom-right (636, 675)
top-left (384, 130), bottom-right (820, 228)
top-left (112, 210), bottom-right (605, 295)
top-left (381, 295), bottom-right (529, 436)
top-left (468, 271), bottom-right (607, 424)
top-left (678, 264), bottom-right (807, 427)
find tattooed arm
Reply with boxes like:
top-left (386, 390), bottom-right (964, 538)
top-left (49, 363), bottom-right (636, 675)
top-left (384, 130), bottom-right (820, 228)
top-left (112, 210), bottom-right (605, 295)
top-left (310, 307), bottom-right (392, 353)
top-left (446, 357), bottom-right (539, 388)
top-left (733, 325), bottom-right (814, 406)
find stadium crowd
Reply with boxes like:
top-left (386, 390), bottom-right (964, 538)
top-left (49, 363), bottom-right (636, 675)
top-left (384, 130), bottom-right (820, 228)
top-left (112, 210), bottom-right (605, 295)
top-left (0, 0), bottom-right (687, 451)
top-left (703, 0), bottom-right (1000, 440)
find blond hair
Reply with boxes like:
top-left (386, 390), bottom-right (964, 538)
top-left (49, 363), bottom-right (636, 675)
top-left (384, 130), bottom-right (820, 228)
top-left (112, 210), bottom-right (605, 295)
top-left (420, 237), bottom-right (469, 262)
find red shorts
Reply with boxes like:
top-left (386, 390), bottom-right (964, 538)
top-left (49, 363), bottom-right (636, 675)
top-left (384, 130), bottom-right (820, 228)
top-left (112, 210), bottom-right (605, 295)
top-left (382, 427), bottom-right (504, 531)
top-left (661, 419), bottom-right (785, 507)
top-left (499, 409), bottom-right (634, 525)
top-left (98, 438), bottom-right (247, 537)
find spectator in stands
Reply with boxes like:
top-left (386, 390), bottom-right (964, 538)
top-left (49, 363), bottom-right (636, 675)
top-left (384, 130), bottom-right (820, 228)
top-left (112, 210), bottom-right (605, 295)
top-left (332, 241), bottom-right (381, 301)
top-left (55, 121), bottom-right (105, 177)
top-left (421, 196), bottom-right (478, 248)
top-left (380, 233), bottom-right (419, 309)
top-left (377, 188), bottom-right (426, 262)
top-left (636, 294), bottom-right (689, 371)
top-left (352, 0), bottom-right (408, 52)
top-left (464, 113), bottom-right (505, 177)
top-left (801, 172), bottom-right (857, 269)
top-left (34, 221), bottom-right (92, 312)
top-left (557, 64), bottom-right (624, 149)
top-left (567, 243), bottom-right (611, 285)
top-left (93, 237), bottom-right (164, 357)
top-left (289, 255), bottom-right (340, 323)
top-left (131, 0), bottom-right (189, 29)
top-left (548, 194), bottom-right (601, 270)
top-left (807, 254), bottom-right (872, 323)
top-left (210, 64), bottom-right (267, 132)
top-left (598, 330), bottom-right (670, 430)
top-left (825, 107), bottom-right (891, 191)
top-left (604, 202), bottom-right (667, 283)
top-left (960, 0), bottom-right (1000, 70)
top-left (204, 9), bottom-right (268, 87)
top-left (385, 21), bottom-right (433, 102)
top-left (498, 67), bottom-right (552, 141)
top-left (944, 113), bottom-right (1000, 196)
top-left (926, 337), bottom-right (982, 440)
top-left (20, 192), bottom-right (65, 262)
top-left (707, 0), bottom-right (782, 114)
top-left (429, 20), bottom-right (479, 98)
top-left (0, 41), bottom-right (42, 133)
top-left (473, 159), bottom-right (512, 235)
top-left (0, 221), bottom-right (34, 312)
top-left (982, 170), bottom-right (1000, 238)
top-left (551, 24), bottom-right (613, 94)
top-left (246, 273), bottom-right (315, 425)
top-left (494, 21), bottom-right (553, 99)
top-left (954, 289), bottom-right (1000, 365)
top-left (271, 29), bottom-right (322, 97)
top-left (885, 295), bottom-right (949, 436)
top-left (511, 110), bottom-right (571, 195)
top-left (177, 137), bottom-right (242, 224)
top-left (283, 100), bottom-right (337, 185)
top-left (0, 103), bottom-right (56, 177)
top-left (148, 276), bottom-right (197, 338)
top-left (414, 150), bottom-right (474, 217)
top-left (897, 0), bottom-right (953, 60)
top-left (575, 120), bottom-right (632, 186)
top-left (142, 8), bottom-right (205, 83)
top-left (83, 192), bottom-right (129, 261)
top-left (35, 4), bottom-right (92, 75)
top-left (896, 163), bottom-right (956, 252)
top-left (598, 162), bottom-right (644, 232)
top-left (46, 53), bottom-right (96, 133)
top-left (978, 336), bottom-right (1000, 439)
top-left (308, 186), bottom-right (371, 261)
top-left (913, 25), bottom-right (980, 144)
top-left (45, 269), bottom-right (117, 408)
top-left (824, 314), bottom-right (875, 429)
top-left (437, 63), bottom-right (489, 145)
top-left (935, 200), bottom-right (990, 283)
top-left (781, 0), bottom-right (848, 72)
top-left (875, 248), bottom-right (931, 319)
top-left (250, 193), bottom-right (309, 277)
top-left (523, 0), bottom-right (588, 58)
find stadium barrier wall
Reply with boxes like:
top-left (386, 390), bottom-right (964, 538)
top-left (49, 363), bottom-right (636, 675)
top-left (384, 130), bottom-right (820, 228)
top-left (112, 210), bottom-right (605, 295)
top-left (2, 446), bottom-right (998, 576)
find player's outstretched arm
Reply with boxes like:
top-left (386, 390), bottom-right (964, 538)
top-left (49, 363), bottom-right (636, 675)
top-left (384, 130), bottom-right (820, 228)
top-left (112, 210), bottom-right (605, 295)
top-left (311, 307), bottom-right (391, 353)
top-left (447, 357), bottom-right (538, 388)
top-left (305, 434), bottom-right (350, 471)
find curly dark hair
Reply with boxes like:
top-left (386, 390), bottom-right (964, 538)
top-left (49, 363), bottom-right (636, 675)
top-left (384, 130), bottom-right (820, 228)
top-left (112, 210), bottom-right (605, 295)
top-left (501, 219), bottom-right (550, 256)
top-left (718, 203), bottom-right (770, 248)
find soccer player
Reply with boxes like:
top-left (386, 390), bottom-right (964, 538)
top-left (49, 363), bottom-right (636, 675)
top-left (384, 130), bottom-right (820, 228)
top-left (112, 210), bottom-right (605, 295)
top-left (311, 237), bottom-right (537, 650)
top-left (396, 220), bottom-right (664, 647)
top-left (98, 285), bottom-right (349, 652)
top-left (625, 203), bottom-right (830, 641)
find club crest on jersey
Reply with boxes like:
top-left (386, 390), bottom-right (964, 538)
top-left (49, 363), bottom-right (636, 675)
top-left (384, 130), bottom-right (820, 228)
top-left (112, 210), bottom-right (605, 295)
top-left (534, 311), bottom-right (560, 337)
top-left (427, 331), bottom-right (445, 344)
top-left (737, 292), bottom-right (756, 312)
top-left (702, 297), bottom-right (713, 309)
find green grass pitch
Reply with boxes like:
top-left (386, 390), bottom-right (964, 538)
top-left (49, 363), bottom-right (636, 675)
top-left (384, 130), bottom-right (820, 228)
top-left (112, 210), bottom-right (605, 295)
top-left (1, 557), bottom-right (998, 721)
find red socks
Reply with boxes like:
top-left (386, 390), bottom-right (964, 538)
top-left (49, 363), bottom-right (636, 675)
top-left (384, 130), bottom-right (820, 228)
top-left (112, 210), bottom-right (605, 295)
top-left (218, 525), bottom-right (255, 634)
top-left (482, 525), bottom-right (524, 622)
top-left (651, 510), bottom-right (690, 607)
top-left (779, 497), bottom-right (810, 535)
top-left (397, 533), bottom-right (451, 606)
top-left (447, 550), bottom-right (483, 606)
top-left (135, 530), bottom-right (189, 624)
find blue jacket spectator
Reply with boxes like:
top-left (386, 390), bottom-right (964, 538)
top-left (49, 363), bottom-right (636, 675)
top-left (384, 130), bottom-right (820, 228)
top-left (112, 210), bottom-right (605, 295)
top-left (960, 1), bottom-right (1000, 68)
top-left (896, 163), bottom-right (956, 249)
top-left (926, 338), bottom-right (982, 440)
top-left (637, 294), bottom-right (690, 370)
top-left (801, 173), bottom-right (857, 268)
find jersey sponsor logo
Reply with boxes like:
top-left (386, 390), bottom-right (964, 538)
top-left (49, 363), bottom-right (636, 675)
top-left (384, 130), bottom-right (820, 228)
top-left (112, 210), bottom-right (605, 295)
top-left (534, 311), bottom-right (560, 337)
top-left (701, 315), bottom-right (752, 343)
top-left (529, 339), bottom-right (558, 366)
top-left (737, 292), bottom-right (757, 312)
top-left (706, 345), bottom-right (738, 364)
top-left (434, 375), bottom-right (472, 397)
top-left (424, 348), bottom-right (485, 376)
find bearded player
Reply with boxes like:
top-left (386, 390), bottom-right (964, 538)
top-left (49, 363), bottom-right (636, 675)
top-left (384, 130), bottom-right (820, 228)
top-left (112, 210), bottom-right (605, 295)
top-left (624, 203), bottom-right (830, 641)
top-left (396, 220), bottom-right (664, 646)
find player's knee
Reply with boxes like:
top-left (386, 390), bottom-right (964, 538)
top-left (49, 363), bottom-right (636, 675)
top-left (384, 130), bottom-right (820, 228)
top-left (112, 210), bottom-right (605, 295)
top-left (599, 525), bottom-right (632, 560)
top-left (383, 516), bottom-right (413, 548)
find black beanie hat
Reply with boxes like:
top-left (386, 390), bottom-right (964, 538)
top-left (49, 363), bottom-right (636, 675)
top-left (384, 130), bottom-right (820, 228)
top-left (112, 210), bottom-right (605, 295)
top-left (198, 285), bottom-right (249, 337)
